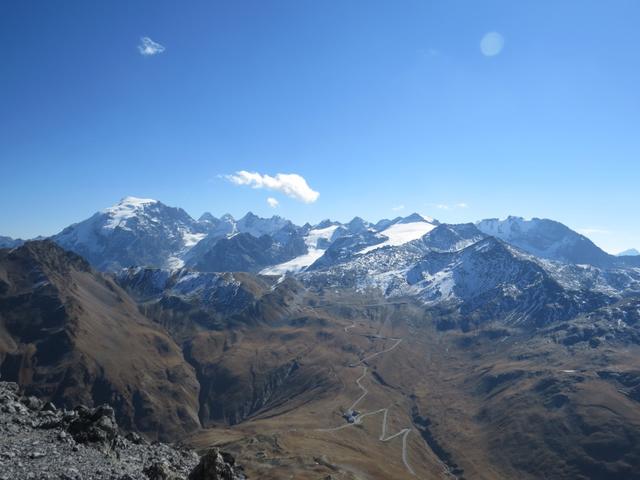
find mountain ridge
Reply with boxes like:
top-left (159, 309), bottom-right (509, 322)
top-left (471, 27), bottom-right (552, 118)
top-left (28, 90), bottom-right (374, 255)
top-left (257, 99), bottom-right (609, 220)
top-left (2, 228), bottom-right (640, 478)
top-left (2, 199), bottom-right (634, 309)
top-left (0, 239), bottom-right (201, 440)
top-left (476, 216), bottom-right (639, 269)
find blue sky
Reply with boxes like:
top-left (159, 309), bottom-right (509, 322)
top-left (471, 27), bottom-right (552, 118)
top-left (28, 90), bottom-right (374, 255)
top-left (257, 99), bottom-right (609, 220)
top-left (1, 1), bottom-right (639, 253)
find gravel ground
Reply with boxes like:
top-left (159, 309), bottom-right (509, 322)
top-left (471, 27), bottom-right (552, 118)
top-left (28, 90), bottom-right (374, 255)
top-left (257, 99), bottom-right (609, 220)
top-left (0, 382), bottom-right (243, 480)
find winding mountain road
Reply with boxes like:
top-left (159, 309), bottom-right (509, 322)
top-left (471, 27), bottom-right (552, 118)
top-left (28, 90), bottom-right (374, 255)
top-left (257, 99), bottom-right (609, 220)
top-left (317, 322), bottom-right (416, 476)
top-left (349, 337), bottom-right (403, 367)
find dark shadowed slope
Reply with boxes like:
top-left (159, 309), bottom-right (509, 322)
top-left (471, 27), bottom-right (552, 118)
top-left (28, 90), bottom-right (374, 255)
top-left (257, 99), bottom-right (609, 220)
top-left (0, 240), bottom-right (201, 440)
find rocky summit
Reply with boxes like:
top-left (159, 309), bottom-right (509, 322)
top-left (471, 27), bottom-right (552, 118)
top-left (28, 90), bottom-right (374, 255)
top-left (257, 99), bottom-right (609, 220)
top-left (0, 382), bottom-right (245, 480)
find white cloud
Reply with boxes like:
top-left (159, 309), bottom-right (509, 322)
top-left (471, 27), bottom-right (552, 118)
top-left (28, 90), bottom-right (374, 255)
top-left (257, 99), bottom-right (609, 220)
top-left (267, 197), bottom-right (279, 208)
top-left (480, 32), bottom-right (504, 57)
top-left (392, 204), bottom-right (405, 212)
top-left (138, 37), bottom-right (165, 56)
top-left (225, 171), bottom-right (319, 204)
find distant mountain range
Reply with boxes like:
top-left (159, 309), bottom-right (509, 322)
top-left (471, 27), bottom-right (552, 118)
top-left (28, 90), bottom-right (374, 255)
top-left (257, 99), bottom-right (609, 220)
top-left (0, 235), bottom-right (24, 249)
top-left (619, 248), bottom-right (640, 257)
top-left (2, 196), bottom-right (638, 329)
top-left (0, 198), bottom-right (638, 310)
top-left (2, 197), bottom-right (637, 275)
top-left (3, 197), bottom-right (640, 478)
top-left (476, 216), bottom-right (638, 269)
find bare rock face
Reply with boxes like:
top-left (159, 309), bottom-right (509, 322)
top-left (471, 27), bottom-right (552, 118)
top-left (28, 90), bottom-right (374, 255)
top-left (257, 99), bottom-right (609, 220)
top-left (188, 448), bottom-right (244, 480)
top-left (144, 461), bottom-right (186, 480)
top-left (0, 381), bottom-right (244, 480)
top-left (66, 404), bottom-right (119, 449)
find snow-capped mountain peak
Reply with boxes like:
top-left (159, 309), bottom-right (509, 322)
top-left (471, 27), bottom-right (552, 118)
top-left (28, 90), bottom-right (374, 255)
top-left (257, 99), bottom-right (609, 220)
top-left (236, 212), bottom-right (291, 237)
top-left (475, 216), bottom-right (533, 237)
top-left (37, 197), bottom-right (639, 293)
top-left (53, 197), bottom-right (205, 271)
top-left (345, 216), bottom-right (371, 233)
top-left (102, 197), bottom-right (159, 230)
top-left (198, 212), bottom-right (218, 224)
top-left (359, 215), bottom-right (437, 254)
top-left (397, 212), bottom-right (435, 224)
top-left (314, 219), bottom-right (340, 229)
top-left (476, 216), bottom-right (619, 268)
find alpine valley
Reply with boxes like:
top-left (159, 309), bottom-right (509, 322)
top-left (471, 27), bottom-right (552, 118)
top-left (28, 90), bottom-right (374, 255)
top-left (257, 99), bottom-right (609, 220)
top-left (2, 196), bottom-right (640, 479)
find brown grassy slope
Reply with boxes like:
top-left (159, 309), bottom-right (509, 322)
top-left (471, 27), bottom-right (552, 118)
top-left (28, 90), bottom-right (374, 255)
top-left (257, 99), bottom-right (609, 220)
top-left (404, 317), bottom-right (640, 480)
top-left (186, 298), bottom-right (452, 479)
top-left (0, 241), bottom-right (200, 440)
top-left (185, 294), bottom-right (640, 480)
top-left (3, 242), bottom-right (638, 478)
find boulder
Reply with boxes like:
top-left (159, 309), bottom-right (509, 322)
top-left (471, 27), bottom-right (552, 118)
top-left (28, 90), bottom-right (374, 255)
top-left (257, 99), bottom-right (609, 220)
top-left (67, 404), bottom-right (118, 448)
top-left (188, 448), bottom-right (244, 480)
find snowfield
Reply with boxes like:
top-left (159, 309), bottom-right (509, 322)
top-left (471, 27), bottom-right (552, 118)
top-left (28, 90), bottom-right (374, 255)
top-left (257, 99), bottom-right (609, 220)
top-left (261, 225), bottom-right (339, 275)
top-left (359, 221), bottom-right (437, 254)
top-left (103, 197), bottom-right (158, 230)
top-left (182, 231), bottom-right (207, 247)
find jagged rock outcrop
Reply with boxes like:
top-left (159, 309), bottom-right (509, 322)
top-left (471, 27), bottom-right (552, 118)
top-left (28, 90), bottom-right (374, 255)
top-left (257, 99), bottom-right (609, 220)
top-left (189, 231), bottom-right (307, 274)
top-left (0, 381), bottom-right (245, 480)
top-left (188, 448), bottom-right (242, 480)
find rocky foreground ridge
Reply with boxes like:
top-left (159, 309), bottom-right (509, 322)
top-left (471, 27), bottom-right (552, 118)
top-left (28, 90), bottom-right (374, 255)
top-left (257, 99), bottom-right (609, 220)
top-left (0, 382), bottom-right (245, 480)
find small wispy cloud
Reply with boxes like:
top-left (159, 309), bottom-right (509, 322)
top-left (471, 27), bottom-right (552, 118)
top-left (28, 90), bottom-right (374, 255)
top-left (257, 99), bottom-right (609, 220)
top-left (431, 202), bottom-right (469, 210)
top-left (138, 37), bottom-right (165, 56)
top-left (225, 171), bottom-right (319, 204)
top-left (267, 197), bottom-right (279, 208)
top-left (392, 204), bottom-right (405, 212)
top-left (578, 228), bottom-right (611, 236)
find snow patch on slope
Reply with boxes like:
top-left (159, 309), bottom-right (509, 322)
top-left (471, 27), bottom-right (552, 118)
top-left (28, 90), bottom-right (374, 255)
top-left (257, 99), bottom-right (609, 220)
top-left (166, 231), bottom-right (208, 270)
top-left (476, 216), bottom-right (534, 238)
top-left (261, 225), bottom-right (339, 275)
top-left (360, 221), bottom-right (437, 254)
top-left (103, 197), bottom-right (158, 230)
top-left (182, 231), bottom-right (207, 247)
top-left (166, 256), bottom-right (185, 270)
